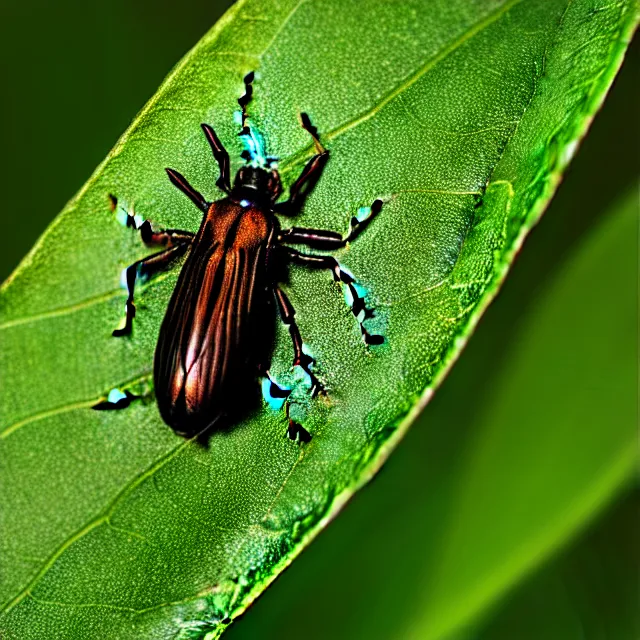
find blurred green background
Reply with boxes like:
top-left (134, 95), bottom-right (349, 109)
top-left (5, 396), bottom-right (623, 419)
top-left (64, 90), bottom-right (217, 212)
top-left (0, 1), bottom-right (637, 638)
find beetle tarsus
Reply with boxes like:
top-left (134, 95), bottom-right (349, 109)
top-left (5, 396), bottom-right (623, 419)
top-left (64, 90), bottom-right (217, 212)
top-left (284, 247), bottom-right (383, 346)
top-left (300, 112), bottom-right (325, 154)
top-left (287, 421), bottom-right (312, 444)
top-left (112, 300), bottom-right (136, 337)
top-left (92, 390), bottom-right (140, 411)
top-left (286, 403), bottom-right (312, 443)
top-left (294, 352), bottom-right (325, 397)
top-left (113, 243), bottom-right (190, 337)
top-left (275, 286), bottom-right (325, 396)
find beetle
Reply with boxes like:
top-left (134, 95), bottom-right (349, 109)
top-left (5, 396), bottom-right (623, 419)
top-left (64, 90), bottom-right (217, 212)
top-left (99, 73), bottom-right (383, 440)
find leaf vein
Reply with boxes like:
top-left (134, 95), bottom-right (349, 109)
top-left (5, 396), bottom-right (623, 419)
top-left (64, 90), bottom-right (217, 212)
top-left (279, 0), bottom-right (524, 171)
top-left (0, 371), bottom-right (152, 440)
top-left (1, 434), bottom-right (196, 615)
top-left (0, 271), bottom-right (174, 332)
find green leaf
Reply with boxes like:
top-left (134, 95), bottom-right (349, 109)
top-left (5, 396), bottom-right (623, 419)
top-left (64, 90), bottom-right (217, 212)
top-left (225, 169), bottom-right (639, 638)
top-left (0, 1), bottom-right (636, 637)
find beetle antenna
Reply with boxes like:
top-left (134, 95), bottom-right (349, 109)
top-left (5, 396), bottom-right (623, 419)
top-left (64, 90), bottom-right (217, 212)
top-left (238, 71), bottom-right (255, 137)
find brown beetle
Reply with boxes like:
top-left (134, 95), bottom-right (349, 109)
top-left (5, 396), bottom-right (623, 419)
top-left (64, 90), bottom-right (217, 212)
top-left (102, 73), bottom-right (382, 440)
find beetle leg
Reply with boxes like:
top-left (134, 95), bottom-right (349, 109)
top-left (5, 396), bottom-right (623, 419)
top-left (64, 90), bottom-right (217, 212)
top-left (113, 242), bottom-right (190, 337)
top-left (110, 194), bottom-right (196, 246)
top-left (274, 286), bottom-right (325, 396)
top-left (92, 389), bottom-right (140, 411)
top-left (258, 369), bottom-right (309, 442)
top-left (136, 221), bottom-right (195, 247)
top-left (279, 199), bottom-right (383, 248)
top-left (274, 153), bottom-right (329, 217)
top-left (274, 113), bottom-right (329, 217)
top-left (284, 248), bottom-right (383, 346)
top-left (165, 168), bottom-right (210, 213)
top-left (286, 403), bottom-right (312, 443)
top-left (201, 123), bottom-right (231, 194)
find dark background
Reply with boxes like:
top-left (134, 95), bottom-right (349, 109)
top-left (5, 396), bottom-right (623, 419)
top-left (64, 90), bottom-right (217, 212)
top-left (1, 1), bottom-right (637, 637)
top-left (0, 0), bottom-right (234, 281)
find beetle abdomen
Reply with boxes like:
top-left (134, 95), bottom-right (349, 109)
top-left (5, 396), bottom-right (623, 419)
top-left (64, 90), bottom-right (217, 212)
top-left (154, 202), bottom-right (273, 436)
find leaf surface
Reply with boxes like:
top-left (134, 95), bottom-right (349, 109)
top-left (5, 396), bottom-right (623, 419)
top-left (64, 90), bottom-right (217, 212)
top-left (225, 151), bottom-right (639, 640)
top-left (0, 1), bottom-right (636, 637)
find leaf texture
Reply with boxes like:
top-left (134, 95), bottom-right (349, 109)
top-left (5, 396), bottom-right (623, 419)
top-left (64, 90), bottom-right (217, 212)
top-left (0, 0), bottom-right (636, 637)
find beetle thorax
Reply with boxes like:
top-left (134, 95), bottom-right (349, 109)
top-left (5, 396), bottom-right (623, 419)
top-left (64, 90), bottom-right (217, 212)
top-left (232, 166), bottom-right (282, 204)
